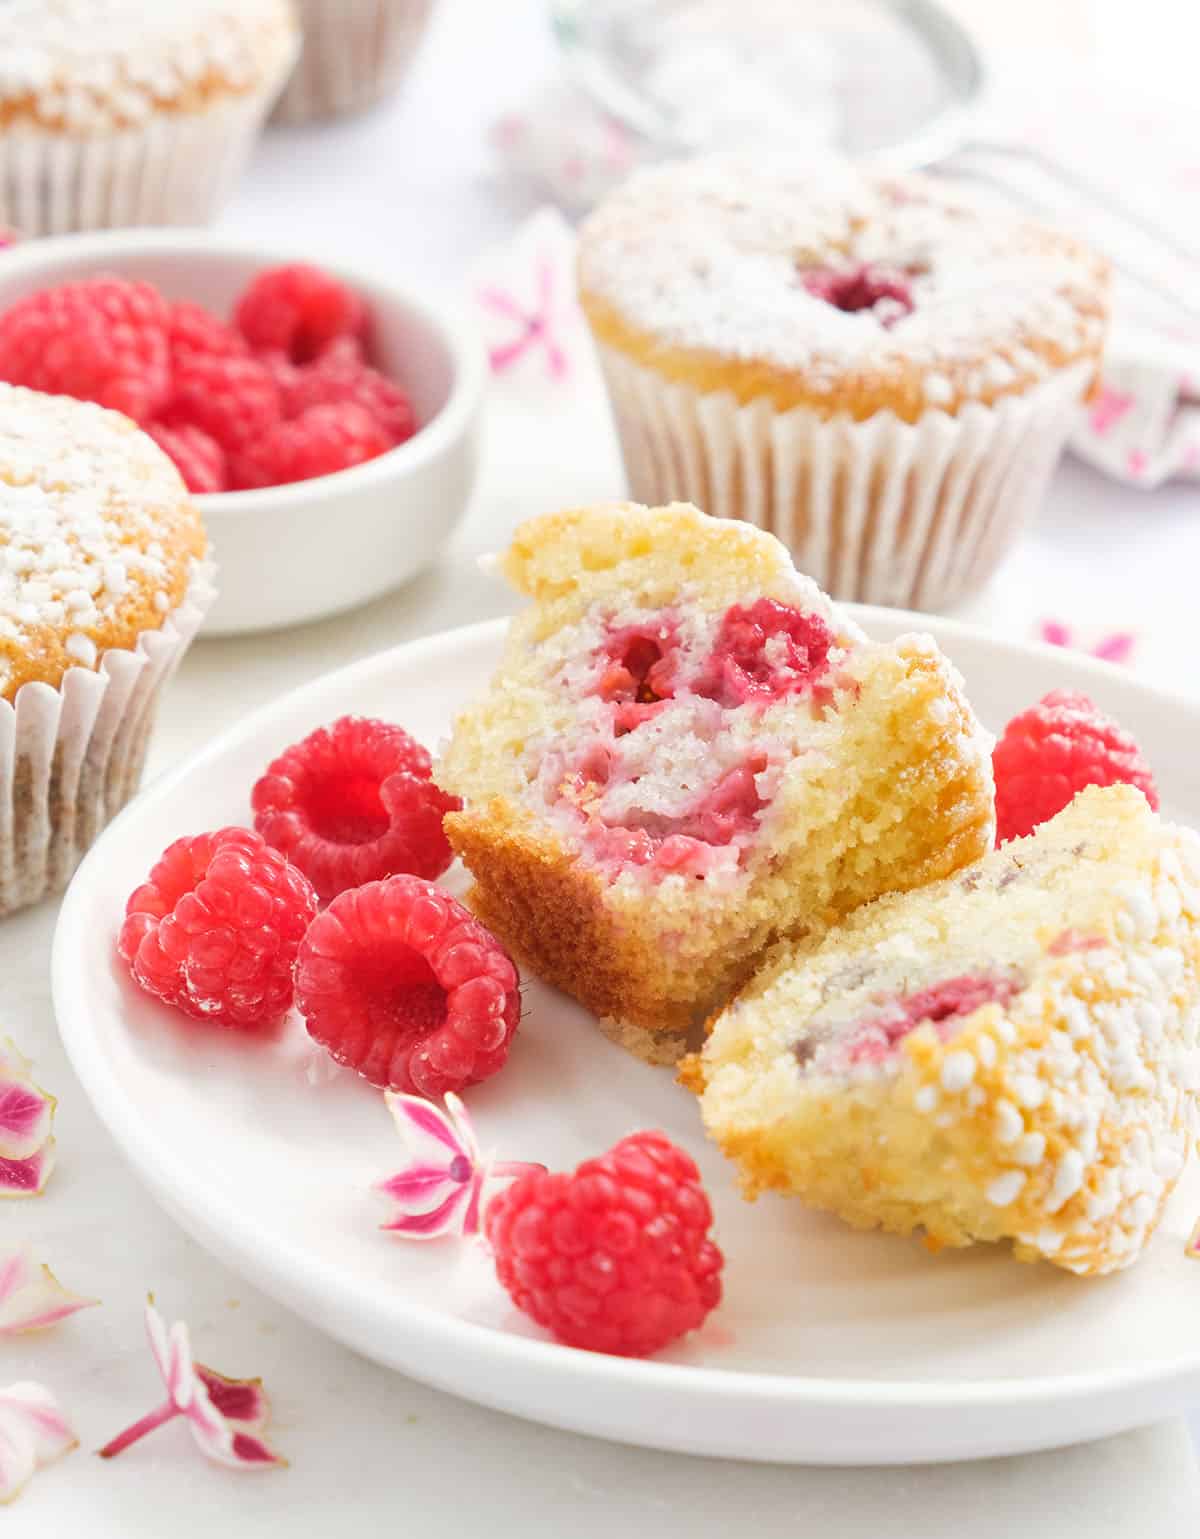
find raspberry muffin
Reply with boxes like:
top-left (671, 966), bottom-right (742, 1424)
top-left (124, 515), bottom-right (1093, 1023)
top-left (0, 384), bottom-right (211, 913)
top-left (0, 0), bottom-right (298, 236)
top-left (578, 156), bottom-right (1109, 611)
top-left (438, 501), bottom-right (994, 1063)
top-left (273, 0), bottom-right (434, 123)
top-left (686, 785), bottom-right (1200, 1275)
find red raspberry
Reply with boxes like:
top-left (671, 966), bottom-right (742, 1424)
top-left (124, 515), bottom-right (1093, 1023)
top-left (281, 338), bottom-right (416, 445)
top-left (294, 875), bottom-right (520, 1097)
top-left (251, 715), bottom-right (460, 900)
top-left (802, 263), bottom-right (914, 322)
top-left (167, 300), bottom-right (248, 365)
top-left (231, 402), bottom-right (390, 489)
top-left (146, 422), bottom-right (227, 495)
top-left (118, 827), bottom-right (318, 1029)
top-left (992, 689), bottom-right (1159, 845)
top-left (0, 276), bottom-right (170, 422)
top-left (695, 598), bottom-right (835, 707)
top-left (486, 1130), bottom-right (724, 1357)
top-left (166, 350), bottom-right (282, 456)
top-left (234, 263), bottom-right (366, 364)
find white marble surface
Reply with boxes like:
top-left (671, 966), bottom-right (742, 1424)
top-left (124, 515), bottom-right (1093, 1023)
top-left (5, 0), bottom-right (1200, 1529)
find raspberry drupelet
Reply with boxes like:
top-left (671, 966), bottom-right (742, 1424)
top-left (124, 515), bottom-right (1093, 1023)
top-left (486, 1130), bottom-right (724, 1357)
top-left (295, 875), bottom-right (521, 1098)
top-left (118, 828), bottom-right (318, 1029)
top-left (234, 263), bottom-right (366, 363)
top-left (251, 715), bottom-right (460, 900)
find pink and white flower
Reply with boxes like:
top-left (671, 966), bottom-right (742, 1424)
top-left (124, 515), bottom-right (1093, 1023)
top-left (378, 1091), bottom-right (543, 1240)
top-left (0, 1038), bottom-right (56, 1198)
top-left (99, 1299), bottom-right (284, 1470)
top-left (0, 1245), bottom-right (96, 1334)
top-left (0, 1382), bottom-right (76, 1502)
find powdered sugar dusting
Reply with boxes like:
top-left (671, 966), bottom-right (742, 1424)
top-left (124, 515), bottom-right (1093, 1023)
top-left (0, 0), bottom-right (296, 132)
top-left (0, 385), bottom-right (196, 670)
top-left (579, 156), bottom-right (1107, 394)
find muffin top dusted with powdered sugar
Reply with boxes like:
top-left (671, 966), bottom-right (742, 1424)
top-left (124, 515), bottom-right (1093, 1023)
top-left (0, 385), bottom-right (206, 700)
top-left (578, 155), bottom-right (1110, 422)
top-left (0, 0), bottom-right (297, 132)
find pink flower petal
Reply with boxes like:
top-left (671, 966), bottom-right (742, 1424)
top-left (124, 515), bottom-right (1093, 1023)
top-left (0, 1080), bottom-right (53, 1159)
top-left (99, 1300), bottom-right (285, 1470)
top-left (391, 1094), bottom-right (468, 1159)
top-left (0, 1246), bottom-right (96, 1334)
top-left (380, 1186), bottom-right (471, 1238)
top-left (0, 1382), bottom-right (76, 1502)
top-left (0, 1146), bottom-right (53, 1197)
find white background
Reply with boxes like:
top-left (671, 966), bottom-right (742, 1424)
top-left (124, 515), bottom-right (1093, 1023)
top-left (5, 0), bottom-right (1200, 1531)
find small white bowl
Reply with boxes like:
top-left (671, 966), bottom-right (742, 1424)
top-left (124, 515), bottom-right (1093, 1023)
top-left (0, 230), bottom-right (486, 635)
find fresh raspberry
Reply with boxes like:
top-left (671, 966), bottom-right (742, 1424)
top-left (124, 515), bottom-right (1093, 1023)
top-left (146, 422), bottom-right (227, 495)
top-left (802, 263), bottom-right (914, 323)
top-left (294, 875), bottom-right (521, 1097)
top-left (992, 689), bottom-right (1159, 845)
top-left (231, 402), bottom-right (391, 489)
top-left (0, 276), bottom-right (170, 422)
top-left (280, 337), bottom-right (416, 444)
top-left (695, 598), bottom-right (835, 707)
top-left (485, 1130), bottom-right (724, 1357)
top-left (251, 715), bottom-right (460, 900)
top-left (118, 827), bottom-right (318, 1029)
top-left (165, 350), bottom-right (281, 456)
top-left (167, 300), bottom-right (248, 365)
top-left (234, 263), bottom-right (366, 364)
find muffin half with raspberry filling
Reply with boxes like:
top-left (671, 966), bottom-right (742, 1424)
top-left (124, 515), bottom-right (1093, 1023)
top-left (439, 501), bottom-right (994, 1062)
top-left (685, 785), bottom-right (1200, 1274)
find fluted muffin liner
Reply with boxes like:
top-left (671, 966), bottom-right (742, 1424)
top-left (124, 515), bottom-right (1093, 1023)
top-left (596, 348), bottom-right (1093, 611)
top-left (0, 71), bottom-right (294, 237)
top-left (272, 0), bottom-right (433, 123)
top-left (0, 563), bottom-right (215, 915)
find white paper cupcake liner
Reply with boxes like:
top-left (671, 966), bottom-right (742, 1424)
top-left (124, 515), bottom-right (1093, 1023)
top-left (597, 348), bottom-right (1093, 610)
top-left (0, 563), bottom-right (215, 915)
top-left (0, 76), bottom-right (292, 237)
top-left (273, 0), bottom-right (434, 123)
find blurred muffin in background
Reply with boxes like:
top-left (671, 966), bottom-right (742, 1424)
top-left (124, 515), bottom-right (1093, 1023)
top-left (578, 155), bottom-right (1110, 612)
top-left (0, 0), bottom-right (298, 236)
top-left (273, 0), bottom-right (435, 123)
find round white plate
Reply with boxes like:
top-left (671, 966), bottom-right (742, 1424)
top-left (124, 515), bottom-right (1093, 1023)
top-left (52, 611), bottom-right (1200, 1465)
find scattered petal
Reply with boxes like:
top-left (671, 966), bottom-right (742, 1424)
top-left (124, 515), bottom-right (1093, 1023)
top-left (1187, 1217), bottom-right (1200, 1260)
top-left (99, 1299), bottom-right (285, 1470)
top-left (0, 1038), bottom-right (56, 1198)
top-left (378, 1092), bottom-right (544, 1240)
top-left (0, 1382), bottom-right (76, 1502)
top-left (0, 1245), bottom-right (96, 1334)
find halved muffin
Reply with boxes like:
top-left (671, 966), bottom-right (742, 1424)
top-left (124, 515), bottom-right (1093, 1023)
top-left (439, 501), bottom-right (994, 1062)
top-left (686, 785), bottom-right (1200, 1274)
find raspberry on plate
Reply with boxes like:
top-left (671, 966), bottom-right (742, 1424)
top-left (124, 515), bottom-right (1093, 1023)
top-left (147, 422), bottom-right (227, 495)
top-left (992, 689), bottom-right (1159, 844)
top-left (0, 276), bottom-right (170, 423)
top-left (118, 827), bottom-right (318, 1029)
top-left (234, 263), bottom-right (366, 364)
top-left (281, 337), bottom-right (416, 445)
top-left (231, 402), bottom-right (391, 489)
top-left (165, 350), bottom-right (282, 456)
top-left (485, 1130), bottom-right (724, 1357)
top-left (294, 875), bottom-right (520, 1097)
top-left (251, 715), bottom-right (460, 900)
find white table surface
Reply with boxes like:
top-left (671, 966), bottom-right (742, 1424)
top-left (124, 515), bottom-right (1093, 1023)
top-left (6, 0), bottom-right (1200, 1530)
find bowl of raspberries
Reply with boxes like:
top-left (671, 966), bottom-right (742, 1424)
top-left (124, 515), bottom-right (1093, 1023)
top-left (0, 231), bottom-right (486, 635)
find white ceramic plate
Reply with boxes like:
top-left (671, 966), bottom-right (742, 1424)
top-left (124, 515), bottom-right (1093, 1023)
top-left (52, 612), bottom-right (1200, 1465)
